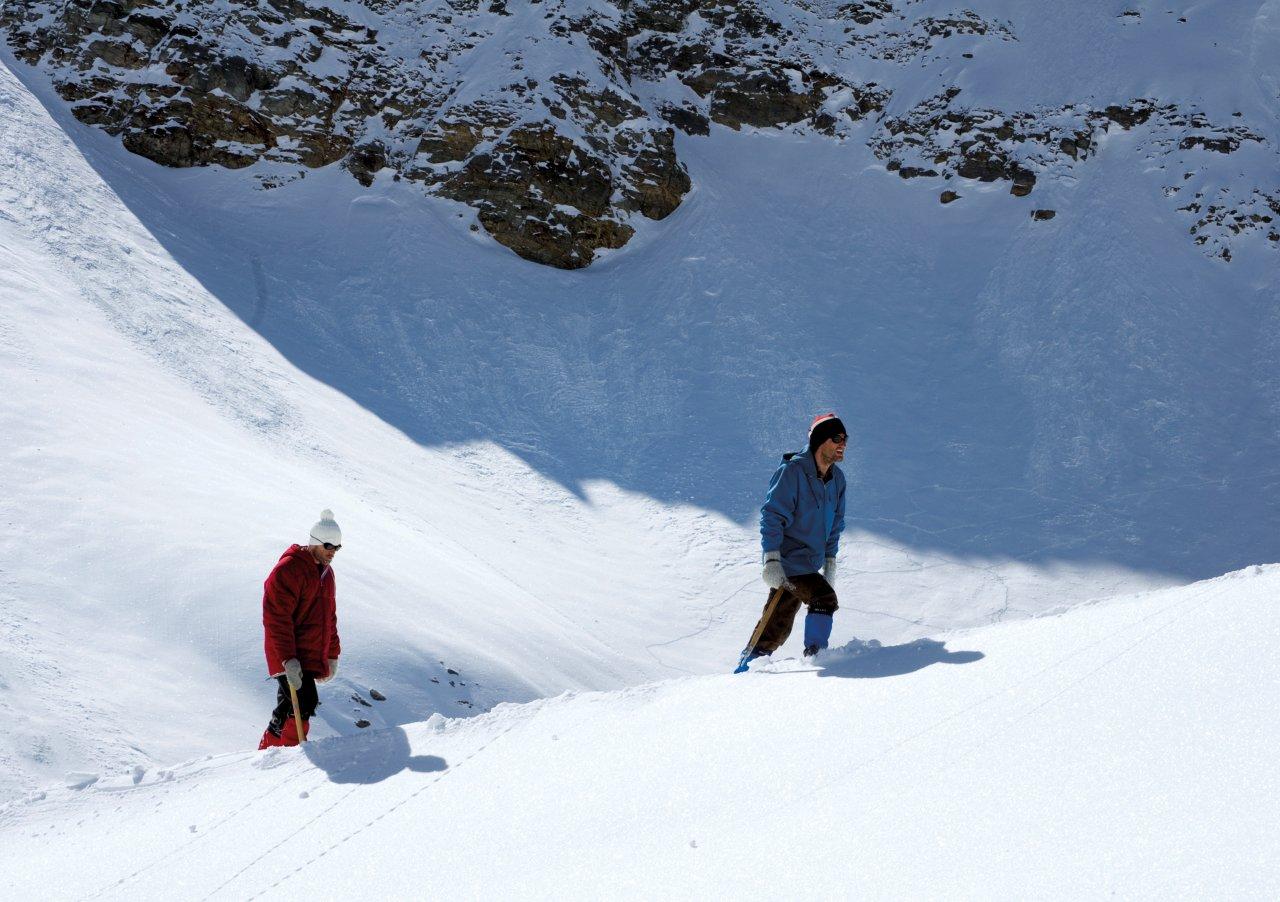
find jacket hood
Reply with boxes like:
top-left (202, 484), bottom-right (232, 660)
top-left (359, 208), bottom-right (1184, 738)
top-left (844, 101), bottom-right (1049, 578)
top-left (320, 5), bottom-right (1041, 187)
top-left (782, 449), bottom-right (841, 480)
top-left (280, 543), bottom-right (313, 566)
top-left (782, 449), bottom-right (816, 473)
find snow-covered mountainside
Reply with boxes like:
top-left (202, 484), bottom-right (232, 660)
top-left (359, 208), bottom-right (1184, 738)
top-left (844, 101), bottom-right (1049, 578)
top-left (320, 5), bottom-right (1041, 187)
top-left (3, 566), bottom-right (1277, 899)
top-left (1, 51), bottom-right (1165, 799)
top-left (6, 2), bottom-right (1280, 579)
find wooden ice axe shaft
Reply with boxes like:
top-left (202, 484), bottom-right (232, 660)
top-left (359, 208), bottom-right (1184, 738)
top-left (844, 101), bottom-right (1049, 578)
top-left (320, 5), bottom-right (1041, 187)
top-left (288, 681), bottom-right (307, 744)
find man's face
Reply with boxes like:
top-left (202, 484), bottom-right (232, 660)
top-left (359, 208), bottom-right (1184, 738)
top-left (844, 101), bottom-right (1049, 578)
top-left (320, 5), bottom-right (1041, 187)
top-left (820, 433), bottom-right (847, 463)
top-left (309, 542), bottom-right (340, 566)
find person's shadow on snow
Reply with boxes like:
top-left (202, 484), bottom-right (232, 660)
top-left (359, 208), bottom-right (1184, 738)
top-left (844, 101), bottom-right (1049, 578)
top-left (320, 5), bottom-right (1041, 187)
top-left (303, 726), bottom-right (447, 785)
top-left (815, 638), bottom-right (983, 679)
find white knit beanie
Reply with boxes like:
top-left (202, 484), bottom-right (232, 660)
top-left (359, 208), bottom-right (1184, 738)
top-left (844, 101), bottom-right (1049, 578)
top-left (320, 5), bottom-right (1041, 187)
top-left (309, 509), bottom-right (342, 546)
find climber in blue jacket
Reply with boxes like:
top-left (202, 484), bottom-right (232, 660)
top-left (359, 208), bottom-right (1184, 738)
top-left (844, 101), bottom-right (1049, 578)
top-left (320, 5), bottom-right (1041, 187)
top-left (751, 412), bottom-right (847, 659)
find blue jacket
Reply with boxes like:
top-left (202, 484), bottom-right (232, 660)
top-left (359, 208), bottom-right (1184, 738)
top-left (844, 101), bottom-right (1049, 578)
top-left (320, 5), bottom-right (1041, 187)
top-left (760, 450), bottom-right (846, 577)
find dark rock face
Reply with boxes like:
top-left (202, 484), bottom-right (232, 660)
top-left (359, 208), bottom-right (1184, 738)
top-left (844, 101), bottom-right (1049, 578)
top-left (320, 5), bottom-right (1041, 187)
top-left (843, 4), bottom-right (1017, 61)
top-left (836, 2), bottom-right (895, 27)
top-left (1179, 190), bottom-right (1280, 261)
top-left (2, 0), bottom-right (1275, 266)
top-left (870, 88), bottom-right (1267, 250)
top-left (2, 0), bottom-right (701, 268)
top-left (442, 123), bottom-right (633, 269)
top-left (625, 0), bottom-right (890, 135)
top-left (344, 141), bottom-right (390, 188)
top-left (657, 102), bottom-right (710, 137)
top-left (872, 88), bottom-right (1089, 198)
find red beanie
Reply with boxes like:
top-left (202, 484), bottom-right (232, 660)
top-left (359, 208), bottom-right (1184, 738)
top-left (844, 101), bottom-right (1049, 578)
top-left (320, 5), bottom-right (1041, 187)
top-left (808, 413), bottom-right (846, 454)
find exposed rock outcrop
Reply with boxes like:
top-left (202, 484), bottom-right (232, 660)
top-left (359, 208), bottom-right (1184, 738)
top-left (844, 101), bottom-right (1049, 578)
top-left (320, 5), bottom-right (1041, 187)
top-left (2, 0), bottom-right (1275, 266)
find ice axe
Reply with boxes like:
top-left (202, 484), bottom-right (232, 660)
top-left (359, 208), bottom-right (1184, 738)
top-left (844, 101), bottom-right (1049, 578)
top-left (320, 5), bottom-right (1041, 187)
top-left (734, 585), bottom-right (786, 674)
top-left (288, 682), bottom-right (307, 744)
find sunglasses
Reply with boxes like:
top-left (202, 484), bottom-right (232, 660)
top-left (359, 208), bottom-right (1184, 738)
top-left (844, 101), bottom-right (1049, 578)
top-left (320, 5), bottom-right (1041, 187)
top-left (829, 434), bottom-right (848, 445)
top-left (310, 536), bottom-right (342, 551)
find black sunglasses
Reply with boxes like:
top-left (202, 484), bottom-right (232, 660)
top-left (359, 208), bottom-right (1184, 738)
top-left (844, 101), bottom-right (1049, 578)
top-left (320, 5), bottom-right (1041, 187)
top-left (829, 434), bottom-right (848, 445)
top-left (310, 535), bottom-right (342, 551)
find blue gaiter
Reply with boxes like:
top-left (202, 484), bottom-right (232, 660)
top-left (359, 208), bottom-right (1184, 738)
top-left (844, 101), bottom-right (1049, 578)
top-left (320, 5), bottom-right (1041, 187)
top-left (804, 611), bottom-right (833, 650)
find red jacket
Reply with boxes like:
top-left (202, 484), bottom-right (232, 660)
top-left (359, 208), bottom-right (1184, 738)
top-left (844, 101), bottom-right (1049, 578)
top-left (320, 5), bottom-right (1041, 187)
top-left (263, 544), bottom-right (340, 678)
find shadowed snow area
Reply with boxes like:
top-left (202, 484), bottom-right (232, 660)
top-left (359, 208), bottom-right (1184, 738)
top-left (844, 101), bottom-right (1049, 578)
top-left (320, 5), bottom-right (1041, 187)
top-left (5, 2), bottom-right (1280, 580)
top-left (2, 568), bottom-right (1276, 899)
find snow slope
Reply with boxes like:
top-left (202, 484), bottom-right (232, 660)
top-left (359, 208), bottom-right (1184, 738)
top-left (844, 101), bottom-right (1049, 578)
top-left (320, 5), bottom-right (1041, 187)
top-left (0, 47), bottom-right (1163, 800)
top-left (0, 51), bottom-right (757, 796)
top-left (7, 2), bottom-right (1280, 579)
top-left (3, 0), bottom-right (1278, 826)
top-left (2, 566), bottom-right (1275, 899)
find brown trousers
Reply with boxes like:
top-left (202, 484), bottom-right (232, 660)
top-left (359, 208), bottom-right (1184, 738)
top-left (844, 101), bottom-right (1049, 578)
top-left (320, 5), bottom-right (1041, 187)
top-left (750, 572), bottom-right (838, 655)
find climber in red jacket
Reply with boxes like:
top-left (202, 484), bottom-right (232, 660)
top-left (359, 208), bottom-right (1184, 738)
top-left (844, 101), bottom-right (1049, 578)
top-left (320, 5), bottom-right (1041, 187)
top-left (258, 509), bottom-right (343, 749)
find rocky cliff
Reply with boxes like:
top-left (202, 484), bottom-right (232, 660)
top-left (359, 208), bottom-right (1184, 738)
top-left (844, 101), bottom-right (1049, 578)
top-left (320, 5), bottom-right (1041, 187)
top-left (3, 0), bottom-right (1276, 267)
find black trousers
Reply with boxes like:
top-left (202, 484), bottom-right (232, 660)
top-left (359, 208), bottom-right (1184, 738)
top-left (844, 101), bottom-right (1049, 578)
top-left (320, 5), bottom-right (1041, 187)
top-left (265, 674), bottom-right (319, 738)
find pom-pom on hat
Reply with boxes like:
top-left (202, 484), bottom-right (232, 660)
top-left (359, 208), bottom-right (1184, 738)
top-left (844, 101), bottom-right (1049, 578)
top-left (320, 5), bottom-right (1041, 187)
top-left (309, 509), bottom-right (342, 546)
top-left (808, 413), bottom-right (847, 455)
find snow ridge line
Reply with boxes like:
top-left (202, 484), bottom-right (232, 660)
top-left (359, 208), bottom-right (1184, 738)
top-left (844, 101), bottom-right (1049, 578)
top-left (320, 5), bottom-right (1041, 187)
top-left (83, 700), bottom-right (544, 900)
top-left (772, 576), bottom-right (1239, 819)
top-left (235, 686), bottom-right (630, 899)
top-left (82, 741), bottom-right (373, 902)
top-left (961, 584), bottom-right (1229, 751)
top-left (240, 716), bottom-right (532, 900)
top-left (200, 726), bottom-right (409, 902)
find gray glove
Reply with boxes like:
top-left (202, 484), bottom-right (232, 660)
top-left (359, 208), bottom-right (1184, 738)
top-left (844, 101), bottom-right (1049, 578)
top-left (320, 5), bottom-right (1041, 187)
top-left (282, 658), bottom-right (303, 691)
top-left (318, 658), bottom-right (339, 683)
top-left (762, 550), bottom-right (790, 590)
top-left (823, 556), bottom-right (838, 586)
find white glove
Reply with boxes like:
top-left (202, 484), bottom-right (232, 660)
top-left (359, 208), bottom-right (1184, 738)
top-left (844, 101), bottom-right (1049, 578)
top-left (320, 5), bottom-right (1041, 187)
top-left (318, 658), bottom-right (339, 683)
top-left (282, 658), bottom-right (303, 691)
top-left (762, 550), bottom-right (789, 590)
top-left (823, 556), bottom-right (838, 586)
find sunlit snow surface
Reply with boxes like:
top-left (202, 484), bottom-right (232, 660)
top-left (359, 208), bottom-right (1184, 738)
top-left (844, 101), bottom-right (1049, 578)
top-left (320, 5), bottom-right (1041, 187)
top-left (2, 568), bottom-right (1276, 898)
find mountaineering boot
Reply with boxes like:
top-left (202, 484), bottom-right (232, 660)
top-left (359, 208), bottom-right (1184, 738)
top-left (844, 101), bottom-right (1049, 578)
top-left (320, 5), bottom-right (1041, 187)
top-left (734, 645), bottom-right (773, 674)
top-left (257, 712), bottom-right (310, 749)
top-left (802, 611), bottom-right (834, 657)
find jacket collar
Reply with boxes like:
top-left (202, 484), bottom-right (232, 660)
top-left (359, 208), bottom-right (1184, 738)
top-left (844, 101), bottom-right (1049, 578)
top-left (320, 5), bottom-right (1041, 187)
top-left (282, 544), bottom-right (331, 579)
top-left (783, 450), bottom-right (818, 479)
top-left (788, 449), bottom-right (838, 483)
